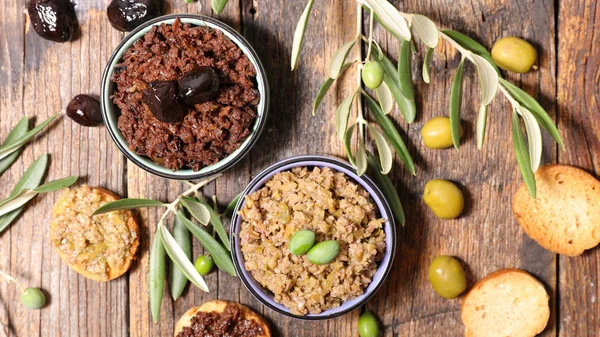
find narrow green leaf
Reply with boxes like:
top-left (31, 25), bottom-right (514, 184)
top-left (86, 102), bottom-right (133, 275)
top-left (176, 211), bottom-right (236, 276)
top-left (149, 234), bottom-right (166, 322)
top-left (211, 0), bottom-right (228, 14)
top-left (92, 199), bottom-right (165, 215)
top-left (34, 176), bottom-right (78, 193)
top-left (0, 190), bottom-right (37, 217)
top-left (363, 92), bottom-right (416, 175)
top-left (512, 110), bottom-right (536, 198)
top-left (440, 30), bottom-right (499, 74)
top-left (0, 117), bottom-right (29, 176)
top-left (335, 91), bottom-right (357, 141)
top-left (367, 125), bottom-right (393, 174)
top-left (329, 40), bottom-right (357, 79)
top-left (170, 215), bottom-right (191, 301)
top-left (0, 210), bottom-right (21, 234)
top-left (0, 114), bottom-right (57, 161)
top-left (476, 104), bottom-right (488, 150)
top-left (422, 47), bottom-right (434, 84)
top-left (159, 225), bottom-right (209, 292)
top-left (224, 192), bottom-right (242, 217)
top-left (184, 0), bottom-right (194, 3)
top-left (375, 81), bottom-right (394, 115)
top-left (469, 52), bottom-right (500, 106)
top-left (450, 58), bottom-right (466, 150)
top-left (355, 138), bottom-right (368, 176)
top-left (500, 78), bottom-right (564, 149)
top-left (366, 152), bottom-right (405, 226)
top-left (516, 106), bottom-right (542, 172)
top-left (361, 0), bottom-right (411, 41)
top-left (398, 40), bottom-right (414, 100)
top-left (410, 14), bottom-right (439, 48)
top-left (291, 0), bottom-right (315, 70)
top-left (180, 197), bottom-right (211, 225)
top-left (197, 198), bottom-right (231, 251)
top-left (344, 124), bottom-right (358, 167)
top-left (313, 78), bottom-right (334, 116)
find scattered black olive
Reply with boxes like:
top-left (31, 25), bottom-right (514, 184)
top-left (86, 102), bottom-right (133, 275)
top-left (142, 81), bottom-right (189, 123)
top-left (178, 67), bottom-right (220, 105)
top-left (27, 0), bottom-right (78, 42)
top-left (66, 95), bottom-right (104, 126)
top-left (107, 0), bottom-right (163, 32)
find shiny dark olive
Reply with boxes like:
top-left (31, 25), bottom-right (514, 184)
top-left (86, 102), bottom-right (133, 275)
top-left (66, 95), bottom-right (104, 127)
top-left (27, 0), bottom-right (78, 42)
top-left (178, 67), bottom-right (220, 105)
top-left (142, 81), bottom-right (189, 123)
top-left (107, 0), bottom-right (163, 32)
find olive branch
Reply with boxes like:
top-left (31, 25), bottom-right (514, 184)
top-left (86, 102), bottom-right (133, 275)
top-left (291, 0), bottom-right (563, 208)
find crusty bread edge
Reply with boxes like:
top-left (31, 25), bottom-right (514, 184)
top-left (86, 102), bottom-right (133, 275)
top-left (174, 300), bottom-right (270, 337)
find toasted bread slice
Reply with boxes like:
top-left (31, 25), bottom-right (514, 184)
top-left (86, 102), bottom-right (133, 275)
top-left (174, 300), bottom-right (270, 337)
top-left (512, 164), bottom-right (600, 256)
top-left (50, 185), bottom-right (139, 282)
top-left (462, 269), bottom-right (550, 337)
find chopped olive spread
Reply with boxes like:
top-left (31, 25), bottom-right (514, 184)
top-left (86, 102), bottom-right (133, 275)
top-left (176, 304), bottom-right (263, 337)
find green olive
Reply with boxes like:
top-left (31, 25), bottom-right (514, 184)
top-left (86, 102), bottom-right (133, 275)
top-left (427, 255), bottom-right (467, 299)
top-left (307, 240), bottom-right (339, 265)
top-left (358, 311), bottom-right (380, 337)
top-left (491, 36), bottom-right (538, 73)
top-left (194, 255), bottom-right (214, 276)
top-left (289, 229), bottom-right (316, 255)
top-left (362, 61), bottom-right (384, 89)
top-left (20, 287), bottom-right (46, 309)
top-left (421, 117), bottom-right (463, 149)
top-left (423, 179), bottom-right (464, 219)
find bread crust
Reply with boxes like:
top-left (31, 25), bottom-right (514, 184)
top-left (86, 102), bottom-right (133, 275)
top-left (461, 268), bottom-right (550, 337)
top-left (512, 164), bottom-right (600, 256)
top-left (50, 186), bottom-right (139, 282)
top-left (174, 300), bottom-right (270, 337)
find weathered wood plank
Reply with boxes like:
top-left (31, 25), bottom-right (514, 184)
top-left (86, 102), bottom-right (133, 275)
top-left (367, 1), bottom-right (558, 336)
top-left (557, 0), bottom-right (600, 336)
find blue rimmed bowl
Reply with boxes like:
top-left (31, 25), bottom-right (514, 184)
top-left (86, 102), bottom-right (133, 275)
top-left (230, 155), bottom-right (396, 320)
top-left (101, 14), bottom-right (269, 180)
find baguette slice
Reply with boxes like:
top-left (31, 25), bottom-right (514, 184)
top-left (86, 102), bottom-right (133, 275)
top-left (512, 164), bottom-right (600, 256)
top-left (462, 269), bottom-right (550, 337)
top-left (174, 300), bottom-right (270, 337)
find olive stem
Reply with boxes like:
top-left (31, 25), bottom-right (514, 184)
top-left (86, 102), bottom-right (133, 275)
top-left (355, 2), bottom-right (365, 137)
top-left (0, 270), bottom-right (24, 293)
top-left (365, 9), bottom-right (374, 61)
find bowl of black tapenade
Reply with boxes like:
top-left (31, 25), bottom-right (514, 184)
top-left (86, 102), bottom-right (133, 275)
top-left (101, 14), bottom-right (269, 180)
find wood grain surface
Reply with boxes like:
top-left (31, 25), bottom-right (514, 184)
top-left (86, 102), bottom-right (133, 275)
top-left (0, 0), bottom-right (598, 336)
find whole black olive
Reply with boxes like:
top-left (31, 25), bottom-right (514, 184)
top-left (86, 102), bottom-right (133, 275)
top-left (27, 0), bottom-right (78, 42)
top-left (66, 95), bottom-right (104, 126)
top-left (178, 67), bottom-right (220, 105)
top-left (107, 0), bottom-right (163, 32)
top-left (142, 81), bottom-right (189, 123)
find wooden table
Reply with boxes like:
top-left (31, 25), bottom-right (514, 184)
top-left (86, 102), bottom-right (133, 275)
top-left (1, 0), bottom-right (598, 336)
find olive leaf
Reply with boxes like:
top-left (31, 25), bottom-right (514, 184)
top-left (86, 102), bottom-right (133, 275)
top-left (335, 90), bottom-right (357, 140)
top-left (440, 29), bottom-right (499, 74)
top-left (93, 199), bottom-right (165, 215)
top-left (500, 78), bottom-right (564, 149)
top-left (407, 14), bottom-right (439, 48)
top-left (366, 152), bottom-right (405, 226)
top-left (0, 175), bottom-right (77, 217)
top-left (224, 192), bottom-right (242, 216)
top-left (512, 111), bottom-right (536, 197)
top-left (149, 233), bottom-right (166, 322)
top-left (329, 40), bottom-right (357, 79)
top-left (211, 0), bottom-right (228, 14)
top-left (0, 117), bottom-right (29, 176)
top-left (0, 154), bottom-right (48, 234)
top-left (33, 176), bottom-right (78, 193)
top-left (398, 40), bottom-right (414, 100)
top-left (516, 105), bottom-right (542, 172)
top-left (169, 214), bottom-right (191, 301)
top-left (363, 92), bottom-right (416, 175)
top-left (159, 225), bottom-right (209, 292)
top-left (367, 125), bottom-right (393, 174)
top-left (422, 47), bottom-right (434, 84)
top-left (476, 104), bottom-right (488, 150)
top-left (344, 124), bottom-right (358, 167)
top-left (355, 137), bottom-right (368, 176)
top-left (441, 32), bottom-right (499, 106)
top-left (359, 0), bottom-right (411, 41)
top-left (313, 62), bottom-right (354, 115)
top-left (196, 198), bottom-right (231, 251)
top-left (291, 0), bottom-right (315, 71)
top-left (180, 197), bottom-right (210, 225)
top-left (450, 57), bottom-right (466, 150)
top-left (0, 114), bottom-right (57, 161)
top-left (176, 211), bottom-right (236, 276)
top-left (375, 82), bottom-right (394, 114)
